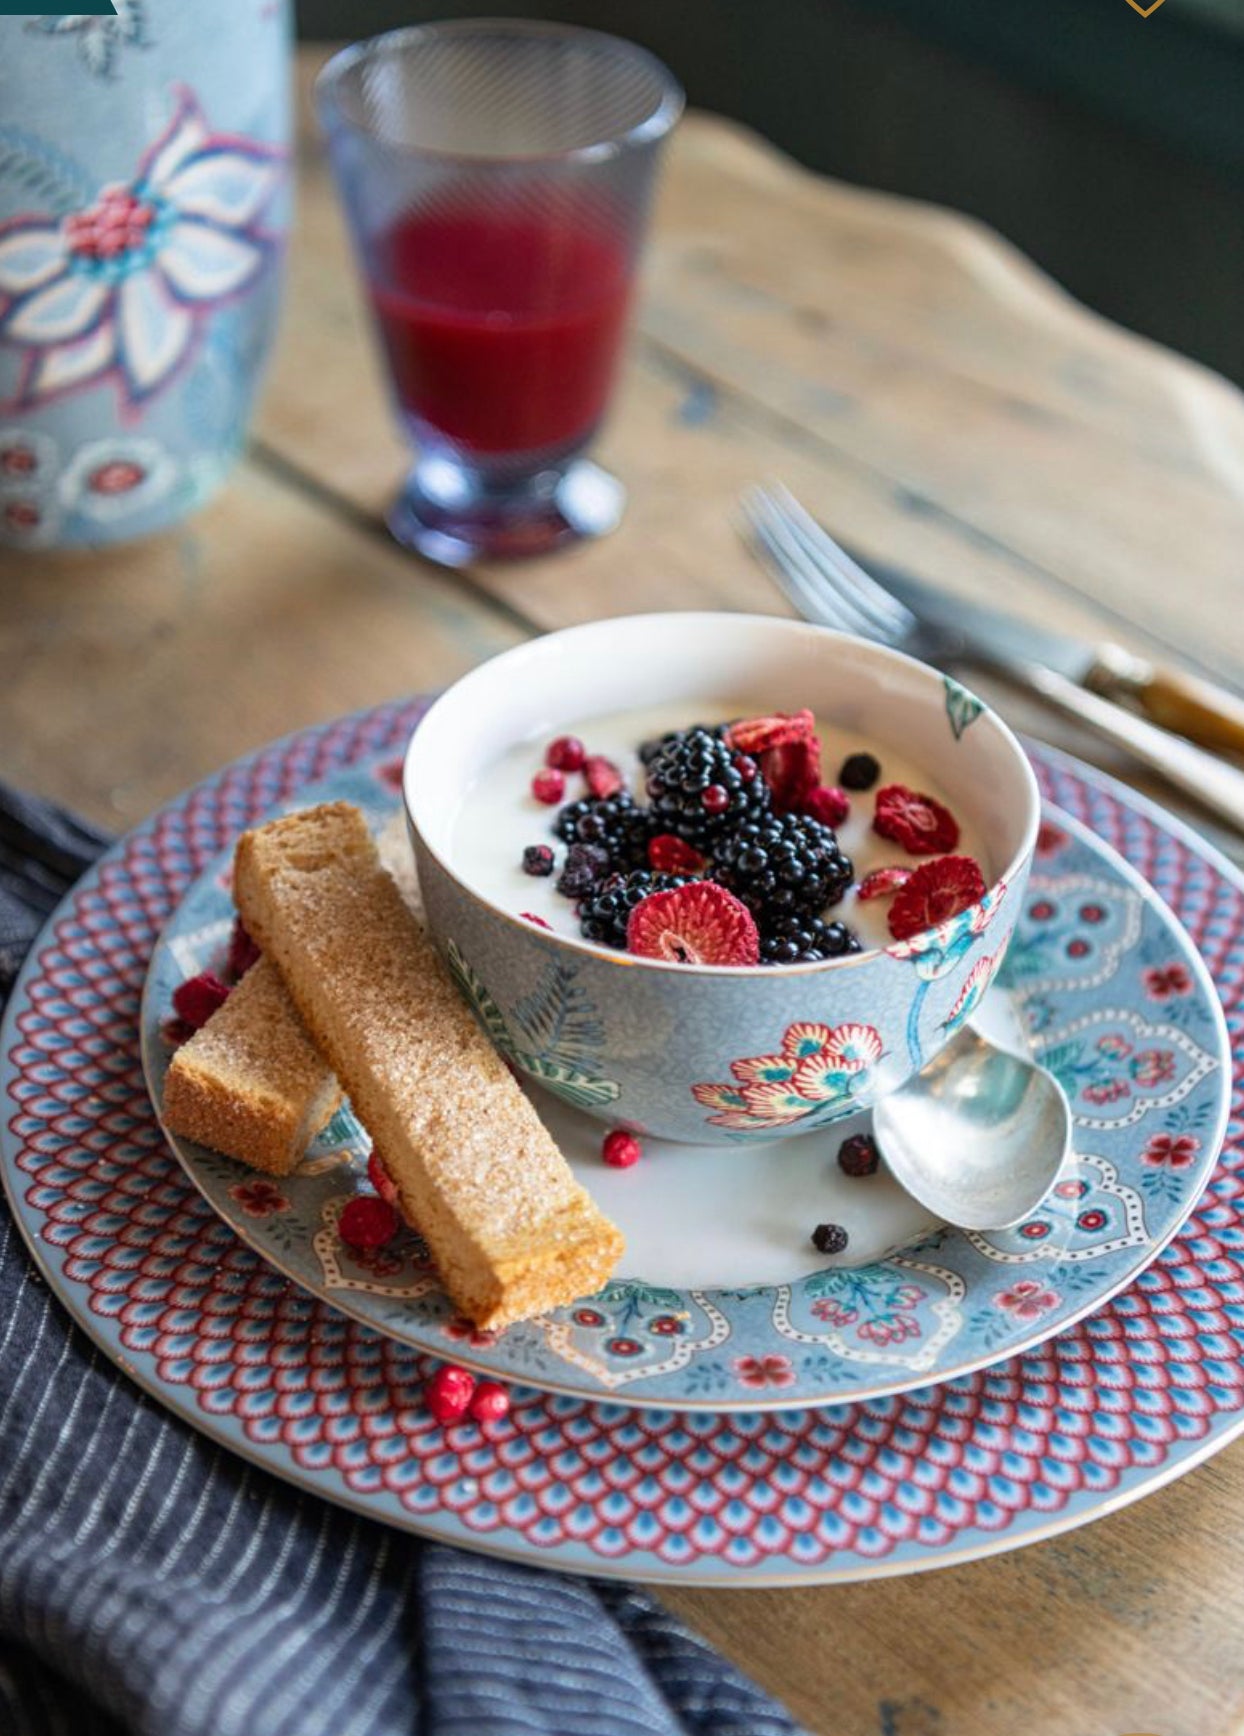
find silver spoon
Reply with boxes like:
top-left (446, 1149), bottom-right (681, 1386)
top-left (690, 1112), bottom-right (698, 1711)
top-left (872, 1025), bottom-right (1072, 1231)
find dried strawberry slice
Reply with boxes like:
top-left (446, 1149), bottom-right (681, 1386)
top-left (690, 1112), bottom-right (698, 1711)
top-left (367, 1148), bottom-right (401, 1210)
top-left (725, 709), bottom-right (816, 755)
top-left (760, 735), bottom-right (823, 814)
top-left (887, 855), bottom-right (986, 941)
top-left (725, 710), bottom-right (822, 813)
top-left (627, 881), bottom-right (760, 965)
top-left (647, 833), bottom-right (706, 875)
top-left (584, 754), bottom-right (624, 798)
top-left (171, 971), bottom-right (230, 1030)
top-left (857, 865), bottom-right (913, 901)
top-left (873, 784), bottom-right (960, 855)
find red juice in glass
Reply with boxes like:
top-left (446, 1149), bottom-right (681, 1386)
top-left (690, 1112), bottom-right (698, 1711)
top-left (370, 207), bottom-right (632, 456)
top-left (318, 21), bottom-right (681, 562)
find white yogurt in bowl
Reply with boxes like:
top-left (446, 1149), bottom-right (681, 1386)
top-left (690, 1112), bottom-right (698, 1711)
top-left (448, 696), bottom-right (990, 957)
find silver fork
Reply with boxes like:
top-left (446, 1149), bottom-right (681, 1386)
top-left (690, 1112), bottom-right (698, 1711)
top-left (742, 483), bottom-right (1244, 833)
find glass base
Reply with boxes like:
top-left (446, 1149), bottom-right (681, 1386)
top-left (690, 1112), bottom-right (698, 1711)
top-left (388, 449), bottom-right (625, 567)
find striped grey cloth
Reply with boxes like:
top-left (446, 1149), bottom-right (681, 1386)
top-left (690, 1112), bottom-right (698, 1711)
top-left (0, 785), bottom-right (807, 1736)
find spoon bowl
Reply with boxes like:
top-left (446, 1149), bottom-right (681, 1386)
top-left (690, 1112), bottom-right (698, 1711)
top-left (872, 1025), bottom-right (1071, 1231)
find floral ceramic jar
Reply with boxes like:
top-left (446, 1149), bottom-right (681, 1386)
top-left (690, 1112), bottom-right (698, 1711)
top-left (0, 2), bottom-right (291, 548)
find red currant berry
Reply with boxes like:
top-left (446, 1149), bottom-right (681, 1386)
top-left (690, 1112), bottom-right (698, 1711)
top-left (602, 1129), bottom-right (642, 1168)
top-left (171, 971), bottom-right (230, 1030)
top-left (545, 735), bottom-right (586, 772)
top-left (425, 1364), bottom-right (476, 1425)
top-left (469, 1381), bottom-right (511, 1423)
top-left (338, 1196), bottom-right (398, 1251)
top-left (531, 769), bottom-right (565, 805)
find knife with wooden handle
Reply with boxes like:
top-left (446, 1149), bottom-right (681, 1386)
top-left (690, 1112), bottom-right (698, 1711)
top-left (1083, 645), bottom-right (1244, 759)
top-left (865, 556), bottom-right (1244, 762)
top-left (1016, 661), bottom-right (1244, 832)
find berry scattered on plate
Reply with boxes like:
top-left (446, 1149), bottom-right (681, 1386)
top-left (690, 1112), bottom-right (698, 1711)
top-left (172, 971), bottom-right (230, 1030)
top-left (338, 1195), bottom-right (399, 1251)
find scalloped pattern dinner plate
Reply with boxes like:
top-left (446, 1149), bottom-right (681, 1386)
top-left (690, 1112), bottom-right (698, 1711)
top-left (138, 754), bottom-right (1227, 1413)
top-left (3, 700), bottom-right (1243, 1585)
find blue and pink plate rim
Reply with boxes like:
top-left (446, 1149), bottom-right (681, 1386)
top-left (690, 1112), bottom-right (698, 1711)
top-left (140, 756), bottom-right (1224, 1413)
top-left (1, 696), bottom-right (1241, 1586)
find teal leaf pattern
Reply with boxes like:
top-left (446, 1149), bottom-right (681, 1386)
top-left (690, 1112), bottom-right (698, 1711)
top-left (446, 939), bottom-right (621, 1110)
top-left (944, 675), bottom-right (985, 740)
top-left (0, 127), bottom-right (91, 215)
top-left (513, 961), bottom-right (607, 1068)
top-left (445, 941), bottom-right (513, 1055)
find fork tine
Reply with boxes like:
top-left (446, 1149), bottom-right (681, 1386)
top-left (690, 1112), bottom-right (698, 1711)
top-left (770, 484), bottom-right (915, 641)
top-left (741, 489), bottom-right (834, 623)
top-left (747, 486), bottom-right (895, 641)
top-left (743, 489), bottom-right (887, 641)
top-left (741, 491), bottom-right (841, 627)
top-left (752, 498), bottom-right (886, 641)
top-left (749, 510), bottom-right (881, 641)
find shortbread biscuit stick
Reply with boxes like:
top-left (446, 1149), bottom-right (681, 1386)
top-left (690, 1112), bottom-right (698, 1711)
top-left (232, 801), bottom-right (624, 1328)
top-left (162, 958), bottom-right (342, 1175)
top-left (159, 811), bottom-right (422, 1176)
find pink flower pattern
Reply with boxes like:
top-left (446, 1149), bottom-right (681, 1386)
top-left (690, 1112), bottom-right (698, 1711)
top-left (228, 1179), bottom-right (288, 1218)
top-left (443, 1316), bottom-right (500, 1348)
top-left (352, 1244), bottom-right (405, 1278)
top-left (1144, 964), bottom-right (1194, 1001)
top-left (1083, 1078), bottom-right (1131, 1106)
top-left (693, 1020), bottom-right (883, 1131)
top-left (0, 88), bottom-right (283, 413)
top-left (996, 1279), bottom-right (1060, 1320)
top-left (1142, 1133), bottom-right (1201, 1169)
top-left (857, 1314), bottom-right (922, 1346)
top-left (1131, 1048), bottom-right (1177, 1087)
top-left (733, 1354), bottom-right (796, 1390)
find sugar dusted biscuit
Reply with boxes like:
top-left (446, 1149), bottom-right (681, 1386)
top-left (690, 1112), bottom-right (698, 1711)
top-left (162, 958), bottom-right (341, 1175)
top-left (232, 801), bottom-right (624, 1328)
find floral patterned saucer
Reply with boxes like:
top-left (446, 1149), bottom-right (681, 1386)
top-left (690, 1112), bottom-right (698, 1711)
top-left (5, 702), bottom-right (1244, 1585)
top-left (133, 744), bottom-right (1228, 1413)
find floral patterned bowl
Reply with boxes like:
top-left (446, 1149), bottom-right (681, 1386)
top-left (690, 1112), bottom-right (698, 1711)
top-left (404, 613), bottom-right (1040, 1143)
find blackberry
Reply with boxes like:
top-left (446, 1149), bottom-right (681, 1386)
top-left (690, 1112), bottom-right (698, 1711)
top-left (837, 1133), bottom-right (880, 1176)
top-left (638, 722), bottom-right (723, 766)
top-left (714, 813), bottom-right (853, 926)
top-left (644, 727), bottom-right (769, 850)
top-left (522, 844), bottom-right (555, 877)
top-left (812, 1222), bottom-right (850, 1256)
top-left (578, 870), bottom-right (689, 951)
top-left (839, 751), bottom-right (880, 791)
top-left (553, 792), bottom-right (653, 872)
top-left (556, 842), bottom-right (611, 900)
top-left (759, 915), bottom-right (861, 965)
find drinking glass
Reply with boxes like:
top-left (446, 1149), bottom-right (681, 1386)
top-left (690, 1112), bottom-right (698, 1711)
top-left (317, 21), bottom-right (683, 566)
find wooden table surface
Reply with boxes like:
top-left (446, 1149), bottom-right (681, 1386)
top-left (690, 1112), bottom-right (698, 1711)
top-left (5, 44), bottom-right (1244, 1736)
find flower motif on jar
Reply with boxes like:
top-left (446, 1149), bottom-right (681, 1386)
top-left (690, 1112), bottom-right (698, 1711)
top-left (0, 88), bottom-right (284, 413)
